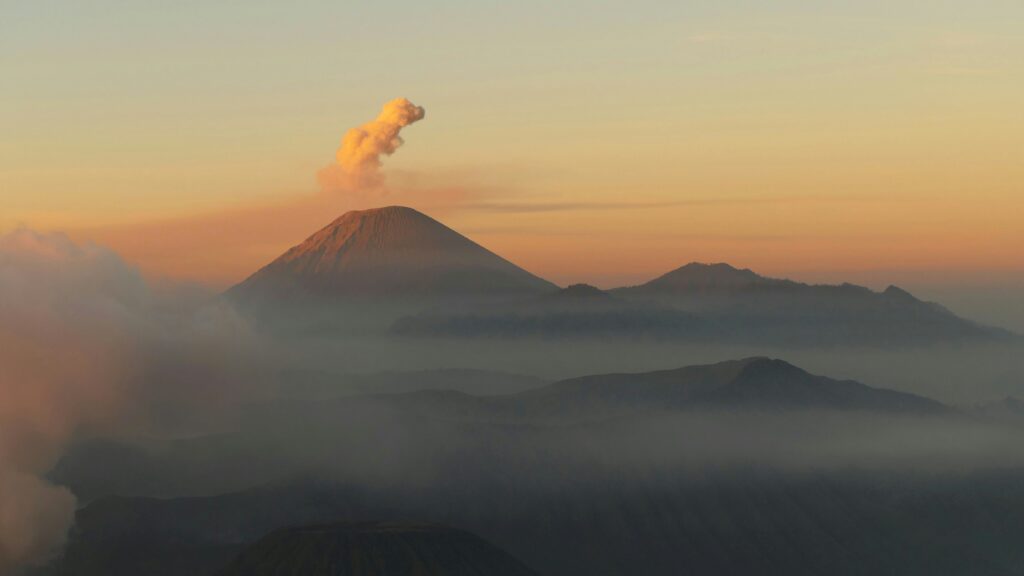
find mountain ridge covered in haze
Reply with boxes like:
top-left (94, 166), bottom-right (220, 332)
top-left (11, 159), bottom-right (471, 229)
top-left (47, 357), bottom-right (955, 506)
top-left (227, 205), bottom-right (1011, 346)
top-left (37, 356), bottom-right (1024, 576)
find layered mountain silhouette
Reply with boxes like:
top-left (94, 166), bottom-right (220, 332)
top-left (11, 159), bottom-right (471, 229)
top-left (351, 357), bottom-right (949, 422)
top-left (613, 262), bottom-right (960, 318)
top-left (227, 206), bottom-right (1010, 345)
top-left (396, 262), bottom-right (1009, 345)
top-left (609, 262), bottom-right (1011, 344)
top-left (514, 357), bottom-right (947, 415)
top-left (39, 358), bottom-right (1024, 576)
top-left (217, 522), bottom-right (538, 576)
top-left (229, 206), bottom-right (554, 301)
top-left (49, 358), bottom-right (952, 505)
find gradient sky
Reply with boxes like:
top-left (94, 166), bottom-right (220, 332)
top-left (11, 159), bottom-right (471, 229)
top-left (3, 1), bottom-right (1023, 323)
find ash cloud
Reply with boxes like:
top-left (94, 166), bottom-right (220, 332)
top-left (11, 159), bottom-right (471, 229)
top-left (0, 229), bottom-right (266, 572)
top-left (318, 98), bottom-right (426, 193)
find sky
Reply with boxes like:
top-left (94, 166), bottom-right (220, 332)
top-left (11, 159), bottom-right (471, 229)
top-left (3, 0), bottom-right (1023, 325)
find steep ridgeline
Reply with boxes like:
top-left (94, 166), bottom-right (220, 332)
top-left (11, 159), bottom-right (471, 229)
top-left (229, 206), bottom-right (555, 302)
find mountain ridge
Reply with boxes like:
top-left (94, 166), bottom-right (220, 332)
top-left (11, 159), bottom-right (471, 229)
top-left (229, 206), bottom-right (555, 300)
top-left (517, 357), bottom-right (948, 415)
top-left (224, 206), bottom-right (1012, 344)
top-left (217, 521), bottom-right (539, 576)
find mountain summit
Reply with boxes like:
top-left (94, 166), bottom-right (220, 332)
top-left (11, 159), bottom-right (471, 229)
top-left (229, 206), bottom-right (555, 300)
top-left (634, 262), bottom-right (784, 291)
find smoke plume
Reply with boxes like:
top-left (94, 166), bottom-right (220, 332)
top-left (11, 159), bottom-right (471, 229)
top-left (0, 229), bottom-right (263, 572)
top-left (318, 98), bottom-right (426, 192)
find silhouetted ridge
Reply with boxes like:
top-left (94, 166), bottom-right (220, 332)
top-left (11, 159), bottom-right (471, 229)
top-left (634, 262), bottom-right (779, 290)
top-left (227, 212), bottom-right (1010, 344)
top-left (733, 357), bottom-right (819, 386)
top-left (217, 521), bottom-right (538, 576)
top-left (555, 283), bottom-right (609, 299)
top-left (527, 357), bottom-right (946, 413)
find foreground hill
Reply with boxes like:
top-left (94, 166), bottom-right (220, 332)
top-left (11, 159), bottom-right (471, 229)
top-left (39, 471), bottom-right (1024, 576)
top-left (217, 522), bottom-right (538, 576)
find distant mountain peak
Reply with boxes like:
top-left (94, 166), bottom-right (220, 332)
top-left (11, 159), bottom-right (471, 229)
top-left (735, 356), bottom-right (806, 376)
top-left (537, 357), bottom-right (946, 414)
top-left (229, 206), bottom-right (555, 300)
top-left (637, 262), bottom-right (777, 291)
top-left (555, 283), bottom-right (610, 299)
top-left (882, 285), bottom-right (917, 300)
top-left (682, 262), bottom-right (746, 271)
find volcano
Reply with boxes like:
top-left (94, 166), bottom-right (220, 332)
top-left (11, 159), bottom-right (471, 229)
top-left (228, 206), bottom-right (555, 301)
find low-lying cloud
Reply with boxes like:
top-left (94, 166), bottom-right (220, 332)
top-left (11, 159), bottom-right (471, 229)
top-left (0, 229), bottom-right (266, 572)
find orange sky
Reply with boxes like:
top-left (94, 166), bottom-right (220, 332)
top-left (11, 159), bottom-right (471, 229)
top-left (4, 1), bottom-right (1023, 290)
top-left (63, 178), bottom-right (1023, 291)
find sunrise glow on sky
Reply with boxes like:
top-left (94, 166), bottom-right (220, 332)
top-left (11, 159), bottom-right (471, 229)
top-left (3, 1), bottom-right (1022, 297)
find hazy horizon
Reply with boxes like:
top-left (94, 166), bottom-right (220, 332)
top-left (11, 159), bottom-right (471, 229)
top-left (4, 2), bottom-right (1024, 575)
top-left (5, 1), bottom-right (1023, 294)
